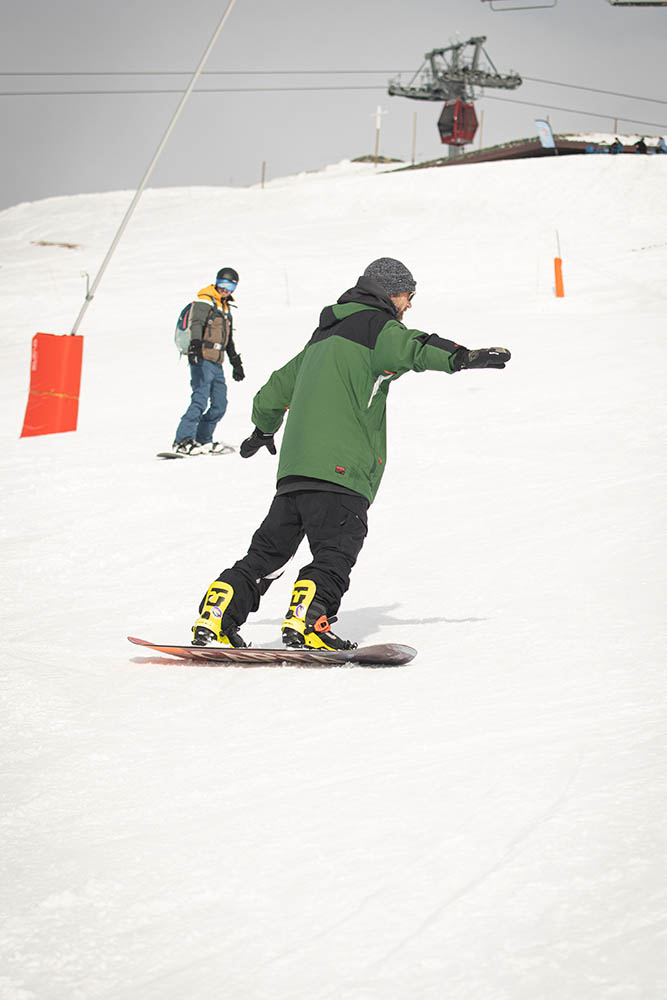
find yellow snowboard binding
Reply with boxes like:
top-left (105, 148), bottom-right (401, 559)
top-left (281, 579), bottom-right (357, 651)
top-left (192, 580), bottom-right (247, 647)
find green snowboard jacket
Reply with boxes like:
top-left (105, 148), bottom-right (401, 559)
top-left (251, 276), bottom-right (462, 505)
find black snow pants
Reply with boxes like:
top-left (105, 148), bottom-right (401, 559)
top-left (209, 489), bottom-right (369, 628)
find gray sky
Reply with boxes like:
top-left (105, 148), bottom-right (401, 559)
top-left (1, 0), bottom-right (666, 211)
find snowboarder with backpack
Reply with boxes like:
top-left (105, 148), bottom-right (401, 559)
top-left (171, 267), bottom-right (245, 455)
top-left (190, 258), bottom-right (511, 650)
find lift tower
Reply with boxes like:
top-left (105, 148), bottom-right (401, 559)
top-left (388, 37), bottom-right (522, 156)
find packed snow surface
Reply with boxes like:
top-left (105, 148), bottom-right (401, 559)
top-left (1, 155), bottom-right (666, 999)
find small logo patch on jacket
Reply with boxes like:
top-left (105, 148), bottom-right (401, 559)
top-left (335, 466), bottom-right (346, 475)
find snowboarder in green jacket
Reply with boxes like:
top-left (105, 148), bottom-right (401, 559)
top-left (191, 258), bottom-right (511, 650)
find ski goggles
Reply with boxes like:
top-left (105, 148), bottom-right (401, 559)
top-left (216, 279), bottom-right (237, 292)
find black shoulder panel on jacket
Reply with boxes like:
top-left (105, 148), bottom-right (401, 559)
top-left (308, 308), bottom-right (388, 351)
top-left (413, 332), bottom-right (461, 353)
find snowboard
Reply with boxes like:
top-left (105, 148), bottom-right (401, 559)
top-left (157, 444), bottom-right (235, 460)
top-left (128, 635), bottom-right (417, 667)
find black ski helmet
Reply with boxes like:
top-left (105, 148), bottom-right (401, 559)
top-left (216, 267), bottom-right (239, 285)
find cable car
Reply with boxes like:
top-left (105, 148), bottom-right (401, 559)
top-left (437, 100), bottom-right (478, 146)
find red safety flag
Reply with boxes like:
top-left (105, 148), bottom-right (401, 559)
top-left (20, 333), bottom-right (84, 437)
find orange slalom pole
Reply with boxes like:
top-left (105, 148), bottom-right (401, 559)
top-left (554, 257), bottom-right (565, 297)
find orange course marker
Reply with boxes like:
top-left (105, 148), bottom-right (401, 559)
top-left (554, 257), bottom-right (565, 298)
top-left (20, 333), bottom-right (84, 437)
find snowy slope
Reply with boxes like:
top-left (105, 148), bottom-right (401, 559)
top-left (1, 156), bottom-right (666, 1000)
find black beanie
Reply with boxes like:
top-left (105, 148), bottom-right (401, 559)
top-left (363, 258), bottom-right (416, 295)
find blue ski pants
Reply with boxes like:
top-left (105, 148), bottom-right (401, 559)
top-left (174, 360), bottom-right (228, 445)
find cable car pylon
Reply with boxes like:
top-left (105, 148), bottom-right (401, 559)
top-left (388, 36), bottom-right (522, 156)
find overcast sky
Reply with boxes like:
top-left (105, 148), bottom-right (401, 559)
top-left (1, 0), bottom-right (666, 211)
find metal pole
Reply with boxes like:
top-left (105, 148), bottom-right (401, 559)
top-left (261, 160), bottom-right (266, 189)
top-left (411, 111), bottom-right (417, 165)
top-left (70, 0), bottom-right (240, 335)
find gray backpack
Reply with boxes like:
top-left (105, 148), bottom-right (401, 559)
top-left (174, 300), bottom-right (231, 362)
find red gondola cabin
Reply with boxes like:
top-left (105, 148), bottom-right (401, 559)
top-left (437, 100), bottom-right (478, 146)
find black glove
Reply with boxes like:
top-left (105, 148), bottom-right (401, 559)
top-left (240, 427), bottom-right (277, 458)
top-left (229, 353), bottom-right (245, 382)
top-left (451, 346), bottom-right (511, 371)
top-left (187, 339), bottom-right (202, 364)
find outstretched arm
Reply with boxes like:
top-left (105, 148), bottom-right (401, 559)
top-left (373, 320), bottom-right (510, 375)
top-left (373, 321), bottom-right (461, 375)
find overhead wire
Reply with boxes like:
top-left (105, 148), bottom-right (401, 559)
top-left (0, 69), bottom-right (411, 76)
top-left (1, 86), bottom-right (665, 127)
top-left (1, 85), bottom-right (386, 96)
top-left (0, 69), bottom-right (664, 106)
top-left (483, 93), bottom-right (667, 129)
top-left (0, 71), bottom-right (665, 128)
top-left (522, 75), bottom-right (667, 105)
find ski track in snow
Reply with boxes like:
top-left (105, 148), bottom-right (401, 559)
top-left (1, 155), bottom-right (666, 1000)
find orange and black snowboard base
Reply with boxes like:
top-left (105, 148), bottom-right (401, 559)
top-left (128, 636), bottom-right (416, 667)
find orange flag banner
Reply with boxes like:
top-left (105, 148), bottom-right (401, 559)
top-left (20, 333), bottom-right (84, 437)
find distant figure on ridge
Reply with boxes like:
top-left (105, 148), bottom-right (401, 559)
top-left (656, 137), bottom-right (667, 155)
top-left (171, 267), bottom-right (245, 455)
top-left (609, 137), bottom-right (623, 155)
top-left (635, 137), bottom-right (647, 155)
top-left (189, 257), bottom-right (512, 651)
